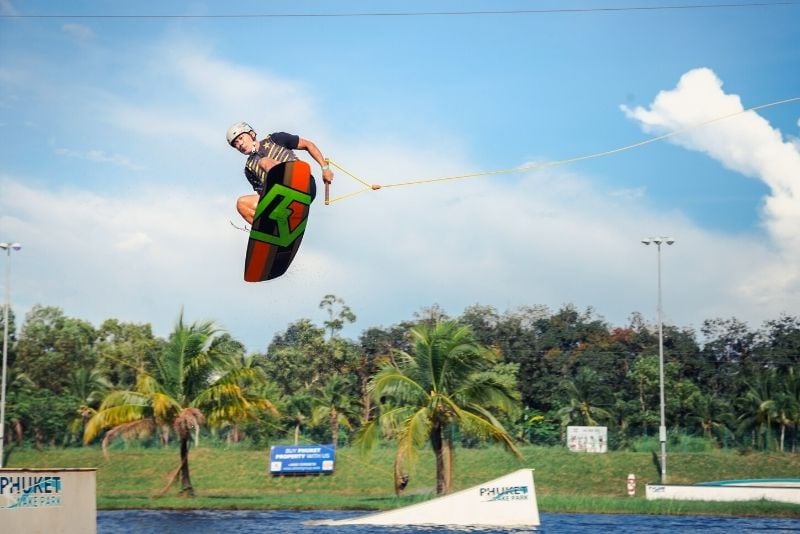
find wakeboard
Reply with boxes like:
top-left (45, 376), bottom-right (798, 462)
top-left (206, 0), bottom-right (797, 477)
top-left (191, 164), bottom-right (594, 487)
top-left (244, 160), bottom-right (315, 282)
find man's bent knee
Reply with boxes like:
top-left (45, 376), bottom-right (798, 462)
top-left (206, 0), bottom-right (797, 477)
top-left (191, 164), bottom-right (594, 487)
top-left (237, 194), bottom-right (258, 224)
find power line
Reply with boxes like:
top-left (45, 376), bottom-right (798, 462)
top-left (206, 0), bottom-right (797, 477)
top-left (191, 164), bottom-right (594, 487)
top-left (1, 2), bottom-right (798, 19)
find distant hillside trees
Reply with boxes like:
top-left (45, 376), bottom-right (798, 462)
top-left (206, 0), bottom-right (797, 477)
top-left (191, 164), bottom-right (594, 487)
top-left (2, 297), bottom-right (799, 463)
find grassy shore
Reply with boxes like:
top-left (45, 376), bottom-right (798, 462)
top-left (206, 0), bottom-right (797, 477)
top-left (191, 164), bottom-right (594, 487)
top-left (7, 444), bottom-right (800, 517)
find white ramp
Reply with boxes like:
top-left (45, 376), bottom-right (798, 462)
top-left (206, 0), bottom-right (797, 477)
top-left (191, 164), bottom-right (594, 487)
top-left (647, 482), bottom-right (800, 505)
top-left (312, 468), bottom-right (539, 528)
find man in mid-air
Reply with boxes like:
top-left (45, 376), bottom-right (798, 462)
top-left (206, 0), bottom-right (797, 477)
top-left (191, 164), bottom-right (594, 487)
top-left (226, 121), bottom-right (334, 224)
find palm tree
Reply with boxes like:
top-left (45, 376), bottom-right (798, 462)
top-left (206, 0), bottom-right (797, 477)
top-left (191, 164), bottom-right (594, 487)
top-left (736, 370), bottom-right (778, 451)
top-left (357, 320), bottom-right (520, 495)
top-left (784, 367), bottom-right (800, 452)
top-left (67, 367), bottom-right (111, 444)
top-left (84, 313), bottom-right (276, 496)
top-left (208, 350), bottom-right (278, 444)
top-left (774, 392), bottom-right (795, 453)
top-left (3, 368), bottom-right (35, 462)
top-left (283, 393), bottom-right (312, 445)
top-left (773, 367), bottom-right (800, 452)
top-left (686, 391), bottom-right (734, 446)
top-left (310, 375), bottom-right (359, 448)
top-left (555, 368), bottom-right (612, 428)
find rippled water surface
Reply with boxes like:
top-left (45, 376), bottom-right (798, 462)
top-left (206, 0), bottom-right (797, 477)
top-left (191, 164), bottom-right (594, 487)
top-left (97, 509), bottom-right (800, 533)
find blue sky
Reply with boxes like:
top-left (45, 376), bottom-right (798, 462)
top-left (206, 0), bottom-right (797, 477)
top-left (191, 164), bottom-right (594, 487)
top-left (1, 0), bottom-right (799, 350)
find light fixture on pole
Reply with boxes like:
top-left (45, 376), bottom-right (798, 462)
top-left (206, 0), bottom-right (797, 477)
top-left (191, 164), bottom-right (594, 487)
top-left (0, 242), bottom-right (22, 469)
top-left (641, 236), bottom-right (674, 484)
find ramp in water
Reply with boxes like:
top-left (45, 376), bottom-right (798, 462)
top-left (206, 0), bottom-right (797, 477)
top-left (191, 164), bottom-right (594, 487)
top-left (311, 468), bottom-right (539, 528)
top-left (647, 479), bottom-right (800, 505)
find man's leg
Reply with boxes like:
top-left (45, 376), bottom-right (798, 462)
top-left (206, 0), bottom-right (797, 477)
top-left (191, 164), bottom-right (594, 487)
top-left (236, 194), bottom-right (259, 225)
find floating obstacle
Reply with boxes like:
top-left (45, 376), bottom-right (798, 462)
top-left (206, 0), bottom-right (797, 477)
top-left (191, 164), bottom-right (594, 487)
top-left (647, 479), bottom-right (800, 505)
top-left (310, 468), bottom-right (540, 528)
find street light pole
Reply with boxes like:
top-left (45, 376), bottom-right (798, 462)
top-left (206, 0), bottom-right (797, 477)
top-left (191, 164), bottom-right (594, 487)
top-left (641, 236), bottom-right (674, 484)
top-left (0, 242), bottom-right (22, 468)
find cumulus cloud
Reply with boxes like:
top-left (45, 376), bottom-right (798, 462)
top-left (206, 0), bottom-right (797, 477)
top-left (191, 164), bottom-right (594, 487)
top-left (172, 49), bottom-right (315, 126)
top-left (622, 67), bottom-right (800, 302)
top-left (2, 52), bottom-right (798, 350)
top-left (0, 174), bottom-right (262, 342)
top-left (307, 144), bottom-right (780, 336)
top-left (0, 133), bottom-right (793, 350)
top-left (100, 41), bottom-right (321, 154)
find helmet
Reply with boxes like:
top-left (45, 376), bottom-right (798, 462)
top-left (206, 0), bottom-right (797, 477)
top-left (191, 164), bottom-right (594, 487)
top-left (226, 121), bottom-right (255, 145)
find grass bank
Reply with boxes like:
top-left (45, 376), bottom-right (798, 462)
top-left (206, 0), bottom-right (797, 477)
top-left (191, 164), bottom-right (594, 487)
top-left (7, 444), bottom-right (800, 517)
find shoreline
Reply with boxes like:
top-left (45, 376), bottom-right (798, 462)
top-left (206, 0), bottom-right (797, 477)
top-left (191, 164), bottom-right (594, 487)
top-left (94, 495), bottom-right (800, 519)
top-left (9, 445), bottom-right (800, 519)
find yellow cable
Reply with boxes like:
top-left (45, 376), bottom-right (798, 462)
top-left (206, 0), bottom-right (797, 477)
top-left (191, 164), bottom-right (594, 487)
top-left (324, 96), bottom-right (800, 204)
top-left (326, 159), bottom-right (373, 187)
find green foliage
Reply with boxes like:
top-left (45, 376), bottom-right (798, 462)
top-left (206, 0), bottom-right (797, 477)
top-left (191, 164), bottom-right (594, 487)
top-left (95, 319), bottom-right (162, 389)
top-left (83, 312), bottom-right (279, 495)
top-left (670, 434), bottom-right (717, 453)
top-left (629, 433), bottom-right (720, 453)
top-left (310, 375), bottom-right (360, 447)
top-left (736, 369), bottom-right (781, 451)
top-left (15, 305), bottom-right (98, 394)
top-left (318, 294), bottom-right (356, 339)
top-left (261, 319), bottom-right (359, 396)
top-left (554, 367), bottom-right (613, 427)
top-left (15, 389), bottom-right (81, 448)
top-left (0, 306), bottom-right (19, 366)
top-left (4, 297), bottom-right (800, 458)
top-left (358, 320), bottom-right (521, 494)
top-left (514, 408), bottom-right (561, 446)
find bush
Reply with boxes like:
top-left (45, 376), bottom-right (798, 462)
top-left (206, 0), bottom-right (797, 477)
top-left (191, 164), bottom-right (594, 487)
top-left (628, 435), bottom-right (660, 453)
top-left (628, 433), bottom-right (716, 453)
top-left (672, 434), bottom-right (716, 452)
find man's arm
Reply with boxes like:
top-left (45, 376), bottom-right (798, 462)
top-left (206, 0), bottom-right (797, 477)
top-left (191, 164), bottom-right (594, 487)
top-left (297, 138), bottom-right (334, 184)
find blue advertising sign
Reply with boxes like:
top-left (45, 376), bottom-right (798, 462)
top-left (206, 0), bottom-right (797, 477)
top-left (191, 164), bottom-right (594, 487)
top-left (269, 444), bottom-right (336, 476)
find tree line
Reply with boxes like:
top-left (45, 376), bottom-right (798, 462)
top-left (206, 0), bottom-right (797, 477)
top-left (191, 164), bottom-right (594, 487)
top-left (2, 296), bottom-right (800, 472)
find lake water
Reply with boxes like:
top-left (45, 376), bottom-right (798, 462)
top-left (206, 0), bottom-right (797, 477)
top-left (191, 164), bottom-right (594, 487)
top-left (97, 510), bottom-right (800, 533)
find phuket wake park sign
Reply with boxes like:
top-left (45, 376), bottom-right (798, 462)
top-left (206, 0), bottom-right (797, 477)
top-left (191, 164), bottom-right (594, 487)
top-left (0, 474), bottom-right (63, 509)
top-left (0, 468), bottom-right (97, 534)
top-left (269, 445), bottom-right (335, 475)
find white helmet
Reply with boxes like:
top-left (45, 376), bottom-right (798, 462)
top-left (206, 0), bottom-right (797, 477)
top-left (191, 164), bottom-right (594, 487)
top-left (226, 121), bottom-right (255, 145)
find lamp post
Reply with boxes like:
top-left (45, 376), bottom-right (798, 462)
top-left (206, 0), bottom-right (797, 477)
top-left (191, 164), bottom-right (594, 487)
top-left (641, 236), bottom-right (674, 484)
top-left (0, 242), bottom-right (22, 468)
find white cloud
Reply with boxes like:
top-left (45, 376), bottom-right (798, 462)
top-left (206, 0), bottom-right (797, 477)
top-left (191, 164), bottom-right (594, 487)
top-left (55, 147), bottom-right (142, 169)
top-left (2, 55), bottom-right (798, 351)
top-left (295, 137), bottom-right (792, 336)
top-left (62, 23), bottom-right (95, 42)
top-left (0, 174), bottom-right (247, 340)
top-left (622, 67), bottom-right (800, 303)
top-left (115, 231), bottom-right (153, 252)
top-left (172, 49), bottom-right (315, 127)
top-left (100, 41), bottom-right (321, 154)
top-left (2, 124), bottom-right (795, 352)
